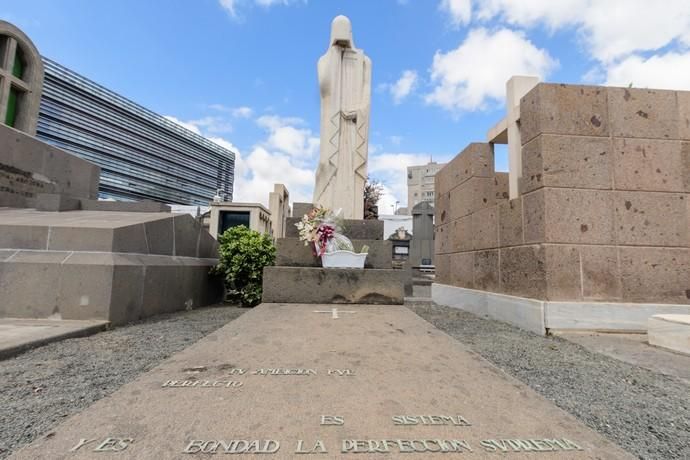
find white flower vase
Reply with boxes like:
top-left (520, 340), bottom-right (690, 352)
top-left (315, 243), bottom-right (368, 268)
top-left (321, 250), bottom-right (368, 269)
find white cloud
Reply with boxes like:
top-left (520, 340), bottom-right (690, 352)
top-left (388, 70), bottom-right (419, 104)
top-left (368, 152), bottom-right (431, 212)
top-left (164, 115), bottom-right (202, 135)
top-left (605, 51), bottom-right (690, 91)
top-left (209, 104), bottom-right (254, 119)
top-left (440, 0), bottom-right (472, 26)
top-left (425, 27), bottom-right (556, 112)
top-left (474, 0), bottom-right (690, 63)
top-left (219, 0), bottom-right (305, 18)
top-left (256, 115), bottom-right (319, 158)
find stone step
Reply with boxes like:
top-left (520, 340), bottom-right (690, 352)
top-left (0, 208), bottom-right (217, 258)
top-left (262, 266), bottom-right (404, 304)
top-left (0, 250), bottom-right (222, 325)
top-left (275, 238), bottom-right (391, 269)
top-left (648, 314), bottom-right (690, 355)
top-left (285, 217), bottom-right (383, 240)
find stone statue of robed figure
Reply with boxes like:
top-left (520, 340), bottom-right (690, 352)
top-left (313, 15), bottom-right (372, 220)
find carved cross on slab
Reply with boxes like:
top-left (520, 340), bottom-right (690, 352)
top-left (313, 308), bottom-right (356, 319)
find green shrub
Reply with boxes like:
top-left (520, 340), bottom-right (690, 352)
top-left (213, 225), bottom-right (276, 307)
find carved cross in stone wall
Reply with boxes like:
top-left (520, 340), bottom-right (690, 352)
top-left (313, 308), bottom-right (356, 319)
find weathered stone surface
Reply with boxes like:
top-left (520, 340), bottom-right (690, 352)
top-left (285, 217), bottom-right (384, 240)
top-left (112, 223), bottom-right (149, 254)
top-left (498, 199), bottom-right (523, 247)
top-left (173, 214), bottom-right (202, 257)
top-left (471, 206), bottom-right (498, 250)
top-left (521, 135), bottom-right (613, 193)
top-left (0, 251), bottom-right (67, 318)
top-left (545, 245), bottom-right (582, 301)
top-left (48, 226), bottom-right (115, 252)
top-left (0, 124), bottom-right (100, 208)
top-left (523, 190), bottom-right (546, 243)
top-left (80, 200), bottom-right (170, 213)
top-left (262, 267), bottom-right (404, 304)
top-left (613, 192), bottom-right (688, 247)
top-left (520, 84), bottom-right (609, 145)
top-left (449, 252), bottom-right (474, 289)
top-left (434, 223), bottom-right (450, 255)
top-left (0, 225), bottom-right (48, 250)
top-left (434, 190), bottom-right (450, 225)
top-left (494, 172), bottom-right (509, 201)
top-left (144, 217), bottom-right (174, 256)
top-left (435, 253), bottom-right (451, 285)
top-left (292, 202), bottom-right (315, 217)
top-left (450, 215), bottom-right (472, 252)
top-left (619, 247), bottom-right (690, 303)
top-left (275, 238), bottom-right (391, 269)
top-left (677, 90), bottom-right (690, 140)
top-left (608, 87), bottom-right (678, 140)
top-left (35, 193), bottom-right (81, 212)
top-left (580, 246), bottom-right (622, 301)
top-left (499, 245), bottom-right (546, 299)
top-left (474, 249), bottom-right (498, 291)
top-left (10, 303), bottom-right (632, 460)
top-left (450, 177), bottom-right (496, 219)
top-left (648, 314), bottom-right (690, 355)
top-left (545, 188), bottom-right (615, 245)
top-left (440, 143), bottom-right (494, 193)
top-left (613, 139), bottom-right (687, 192)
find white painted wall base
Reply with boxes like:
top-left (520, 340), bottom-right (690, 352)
top-left (648, 315), bottom-right (690, 355)
top-left (432, 283), bottom-right (690, 335)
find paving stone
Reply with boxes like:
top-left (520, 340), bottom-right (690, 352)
top-left (520, 84), bottom-right (609, 145)
top-left (608, 87), bottom-right (678, 140)
top-left (9, 304), bottom-right (632, 459)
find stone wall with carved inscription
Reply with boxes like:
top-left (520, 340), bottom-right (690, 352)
top-left (435, 83), bottom-right (690, 305)
top-left (0, 123), bottom-right (100, 208)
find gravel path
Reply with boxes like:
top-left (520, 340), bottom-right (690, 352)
top-left (409, 302), bottom-right (690, 460)
top-left (0, 305), bottom-right (246, 459)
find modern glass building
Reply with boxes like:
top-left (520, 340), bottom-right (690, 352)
top-left (36, 58), bottom-right (235, 206)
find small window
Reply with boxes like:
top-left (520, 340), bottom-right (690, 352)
top-left (0, 36), bottom-right (7, 68)
top-left (12, 46), bottom-right (25, 79)
top-left (5, 86), bottom-right (22, 127)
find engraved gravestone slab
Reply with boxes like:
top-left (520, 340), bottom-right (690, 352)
top-left (10, 304), bottom-right (633, 459)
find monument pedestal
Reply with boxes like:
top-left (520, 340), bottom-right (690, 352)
top-left (264, 217), bottom-right (403, 304)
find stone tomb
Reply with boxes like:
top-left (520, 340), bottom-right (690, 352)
top-left (11, 304), bottom-right (631, 459)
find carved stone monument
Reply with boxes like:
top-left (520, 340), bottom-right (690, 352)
top-left (313, 15), bottom-right (371, 219)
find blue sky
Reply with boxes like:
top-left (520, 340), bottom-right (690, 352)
top-left (5, 0), bottom-right (690, 212)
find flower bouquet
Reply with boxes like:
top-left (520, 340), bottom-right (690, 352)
top-left (295, 206), bottom-right (368, 268)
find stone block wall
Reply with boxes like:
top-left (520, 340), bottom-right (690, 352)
top-left (435, 83), bottom-right (690, 305)
top-left (0, 124), bottom-right (100, 208)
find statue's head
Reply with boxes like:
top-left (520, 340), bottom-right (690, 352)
top-left (330, 15), bottom-right (354, 48)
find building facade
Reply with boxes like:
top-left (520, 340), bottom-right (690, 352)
top-left (406, 161), bottom-right (445, 212)
top-left (36, 58), bottom-right (235, 206)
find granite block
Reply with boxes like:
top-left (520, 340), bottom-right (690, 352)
top-left (614, 191), bottom-right (688, 247)
top-left (619, 247), bottom-right (690, 304)
top-left (498, 199), bottom-right (524, 247)
top-left (520, 84), bottom-right (609, 144)
top-left (608, 87), bottom-right (678, 139)
top-left (613, 138), bottom-right (687, 192)
top-left (499, 245), bottom-right (546, 299)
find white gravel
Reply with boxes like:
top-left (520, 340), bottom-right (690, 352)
top-left (409, 302), bottom-right (690, 460)
top-left (0, 305), bottom-right (247, 459)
